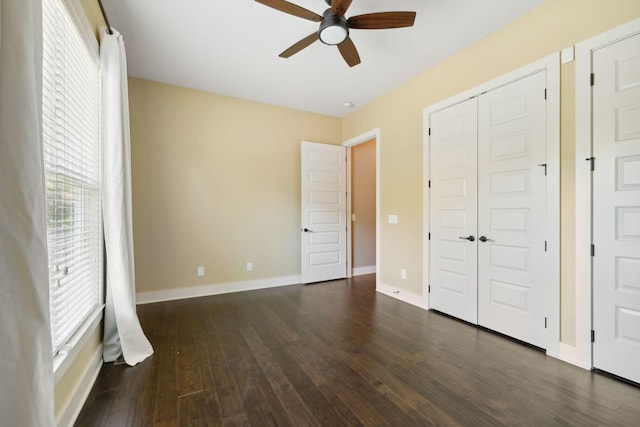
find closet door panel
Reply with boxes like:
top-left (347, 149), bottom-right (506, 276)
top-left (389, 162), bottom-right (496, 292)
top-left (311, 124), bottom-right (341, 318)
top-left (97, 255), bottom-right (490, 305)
top-left (429, 98), bottom-right (478, 324)
top-left (477, 71), bottom-right (548, 348)
top-left (592, 32), bottom-right (640, 384)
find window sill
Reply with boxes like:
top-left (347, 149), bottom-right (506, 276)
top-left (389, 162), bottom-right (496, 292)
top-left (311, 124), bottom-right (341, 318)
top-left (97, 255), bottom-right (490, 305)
top-left (53, 305), bottom-right (104, 385)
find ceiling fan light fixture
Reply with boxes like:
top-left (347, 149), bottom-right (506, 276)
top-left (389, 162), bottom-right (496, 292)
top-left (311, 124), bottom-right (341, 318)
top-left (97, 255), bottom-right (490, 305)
top-left (319, 9), bottom-right (348, 45)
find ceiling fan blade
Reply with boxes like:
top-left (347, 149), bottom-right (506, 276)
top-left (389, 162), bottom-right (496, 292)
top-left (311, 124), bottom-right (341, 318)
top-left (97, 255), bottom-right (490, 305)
top-left (338, 37), bottom-right (361, 67)
top-left (279, 33), bottom-right (319, 58)
top-left (331, 0), bottom-right (353, 16)
top-left (255, 0), bottom-right (322, 22)
top-left (348, 12), bottom-right (417, 29)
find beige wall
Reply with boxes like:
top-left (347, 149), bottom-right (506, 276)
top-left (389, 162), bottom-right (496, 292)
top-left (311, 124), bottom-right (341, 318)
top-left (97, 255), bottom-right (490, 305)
top-left (128, 79), bottom-right (342, 293)
top-left (342, 0), bottom-right (640, 345)
top-left (351, 138), bottom-right (376, 269)
top-left (79, 0), bottom-right (106, 39)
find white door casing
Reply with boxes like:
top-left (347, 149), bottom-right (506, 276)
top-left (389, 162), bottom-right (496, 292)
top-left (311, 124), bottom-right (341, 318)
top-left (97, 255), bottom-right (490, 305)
top-left (592, 32), bottom-right (640, 384)
top-left (477, 71), bottom-right (548, 349)
top-left (429, 98), bottom-right (479, 324)
top-left (301, 141), bottom-right (347, 284)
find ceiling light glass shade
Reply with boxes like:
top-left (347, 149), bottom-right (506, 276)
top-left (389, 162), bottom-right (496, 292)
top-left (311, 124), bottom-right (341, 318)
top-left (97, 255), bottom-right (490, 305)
top-left (319, 25), bottom-right (348, 45)
top-left (319, 10), bottom-right (349, 45)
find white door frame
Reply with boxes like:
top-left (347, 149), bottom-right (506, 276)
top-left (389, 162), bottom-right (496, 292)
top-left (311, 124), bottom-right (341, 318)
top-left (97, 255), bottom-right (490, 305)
top-left (343, 128), bottom-right (381, 281)
top-left (423, 53), bottom-right (560, 356)
top-left (575, 17), bottom-right (640, 370)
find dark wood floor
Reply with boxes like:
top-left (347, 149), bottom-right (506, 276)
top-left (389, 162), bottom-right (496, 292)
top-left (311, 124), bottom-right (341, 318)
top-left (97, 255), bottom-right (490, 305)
top-left (76, 274), bottom-right (640, 426)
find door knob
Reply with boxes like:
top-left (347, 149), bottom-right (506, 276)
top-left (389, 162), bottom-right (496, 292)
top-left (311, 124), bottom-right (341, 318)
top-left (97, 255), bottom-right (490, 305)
top-left (458, 235), bottom-right (475, 242)
top-left (302, 228), bottom-right (315, 233)
top-left (479, 236), bottom-right (493, 242)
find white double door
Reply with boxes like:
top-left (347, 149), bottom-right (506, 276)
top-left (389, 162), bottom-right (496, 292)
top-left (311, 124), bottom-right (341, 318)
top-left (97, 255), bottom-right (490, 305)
top-left (429, 71), bottom-right (548, 348)
top-left (592, 32), bottom-right (640, 384)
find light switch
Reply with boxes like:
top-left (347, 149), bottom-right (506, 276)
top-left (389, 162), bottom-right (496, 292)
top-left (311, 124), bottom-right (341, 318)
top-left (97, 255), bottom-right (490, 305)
top-left (388, 214), bottom-right (398, 224)
top-left (197, 266), bottom-right (205, 277)
top-left (352, 213), bottom-right (356, 221)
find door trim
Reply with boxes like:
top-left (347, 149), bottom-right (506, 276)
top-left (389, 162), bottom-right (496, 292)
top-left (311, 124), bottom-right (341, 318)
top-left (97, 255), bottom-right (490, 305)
top-left (343, 128), bottom-right (381, 282)
top-left (423, 53), bottom-right (560, 356)
top-left (575, 17), bottom-right (640, 370)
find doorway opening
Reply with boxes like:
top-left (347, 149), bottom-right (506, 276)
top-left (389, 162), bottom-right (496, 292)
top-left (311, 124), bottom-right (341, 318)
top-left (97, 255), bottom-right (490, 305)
top-left (344, 129), bottom-right (380, 281)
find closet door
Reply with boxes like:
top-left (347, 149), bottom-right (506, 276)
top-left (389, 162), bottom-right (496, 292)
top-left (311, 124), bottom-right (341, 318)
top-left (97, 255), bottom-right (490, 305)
top-left (429, 99), bottom-right (478, 324)
top-left (592, 33), bottom-right (640, 384)
top-left (477, 71), bottom-right (548, 348)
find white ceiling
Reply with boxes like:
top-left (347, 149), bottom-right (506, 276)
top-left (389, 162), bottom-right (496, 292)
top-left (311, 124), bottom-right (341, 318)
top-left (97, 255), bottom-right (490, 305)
top-left (102, 0), bottom-right (544, 117)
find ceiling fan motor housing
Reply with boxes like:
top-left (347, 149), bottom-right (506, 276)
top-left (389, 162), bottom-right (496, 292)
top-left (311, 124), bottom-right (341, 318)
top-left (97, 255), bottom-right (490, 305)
top-left (319, 8), bottom-right (349, 45)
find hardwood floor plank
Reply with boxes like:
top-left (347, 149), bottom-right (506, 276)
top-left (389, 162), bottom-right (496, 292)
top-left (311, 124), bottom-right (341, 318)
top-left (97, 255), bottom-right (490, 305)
top-left (240, 326), bottom-right (315, 426)
top-left (177, 391), bottom-right (208, 427)
top-left (287, 334), bottom-right (418, 426)
top-left (75, 275), bottom-right (640, 426)
top-left (177, 332), bottom-right (203, 398)
top-left (257, 304), bottom-right (300, 345)
top-left (287, 342), bottom-right (363, 426)
top-left (151, 300), bottom-right (180, 425)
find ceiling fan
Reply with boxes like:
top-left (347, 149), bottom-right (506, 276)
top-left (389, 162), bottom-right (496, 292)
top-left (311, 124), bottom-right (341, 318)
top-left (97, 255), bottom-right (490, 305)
top-left (256, 0), bottom-right (417, 67)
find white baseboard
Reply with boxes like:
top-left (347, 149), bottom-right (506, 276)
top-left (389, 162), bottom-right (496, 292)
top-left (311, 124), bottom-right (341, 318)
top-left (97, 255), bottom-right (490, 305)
top-left (352, 265), bottom-right (376, 276)
top-left (136, 275), bottom-right (302, 305)
top-left (57, 345), bottom-right (103, 427)
top-left (376, 282), bottom-right (428, 310)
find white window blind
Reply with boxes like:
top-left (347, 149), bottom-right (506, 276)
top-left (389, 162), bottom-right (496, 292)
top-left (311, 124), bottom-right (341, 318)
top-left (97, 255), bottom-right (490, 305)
top-left (42, 0), bottom-right (102, 355)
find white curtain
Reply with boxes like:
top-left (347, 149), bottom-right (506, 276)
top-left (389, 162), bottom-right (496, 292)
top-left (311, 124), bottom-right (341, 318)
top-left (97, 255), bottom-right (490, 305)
top-left (0, 0), bottom-right (56, 425)
top-left (101, 28), bottom-right (153, 365)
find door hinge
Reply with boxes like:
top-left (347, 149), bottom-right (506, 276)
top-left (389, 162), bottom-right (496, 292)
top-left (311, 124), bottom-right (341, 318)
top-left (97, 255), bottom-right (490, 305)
top-left (428, 180), bottom-right (431, 188)
top-left (586, 157), bottom-right (595, 171)
top-left (428, 232), bottom-right (431, 240)
top-left (544, 317), bottom-right (547, 329)
top-left (591, 330), bottom-right (595, 342)
top-left (590, 73), bottom-right (595, 86)
top-left (591, 244), bottom-right (595, 257)
top-left (428, 128), bottom-right (431, 136)
top-left (428, 285), bottom-right (431, 293)
top-left (544, 89), bottom-right (547, 100)
top-left (544, 241), bottom-right (548, 252)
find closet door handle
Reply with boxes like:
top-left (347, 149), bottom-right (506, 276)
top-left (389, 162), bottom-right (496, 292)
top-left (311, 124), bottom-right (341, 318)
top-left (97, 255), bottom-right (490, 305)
top-left (479, 236), bottom-right (493, 242)
top-left (302, 228), bottom-right (315, 233)
top-left (458, 235), bottom-right (475, 242)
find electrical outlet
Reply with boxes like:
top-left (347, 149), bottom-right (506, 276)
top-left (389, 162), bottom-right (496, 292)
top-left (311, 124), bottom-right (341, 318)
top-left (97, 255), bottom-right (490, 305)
top-left (246, 262), bottom-right (253, 272)
top-left (400, 268), bottom-right (407, 279)
top-left (197, 266), bottom-right (205, 277)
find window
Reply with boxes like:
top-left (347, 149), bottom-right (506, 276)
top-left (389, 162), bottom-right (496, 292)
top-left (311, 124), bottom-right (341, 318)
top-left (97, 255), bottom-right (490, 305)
top-left (42, 0), bottom-right (102, 356)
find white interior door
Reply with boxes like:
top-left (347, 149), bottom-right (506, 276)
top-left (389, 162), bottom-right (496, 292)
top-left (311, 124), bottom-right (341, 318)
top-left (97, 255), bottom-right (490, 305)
top-left (429, 98), bottom-right (479, 324)
top-left (301, 141), bottom-right (347, 284)
top-left (592, 33), bottom-right (640, 384)
top-left (477, 71), bottom-right (548, 348)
